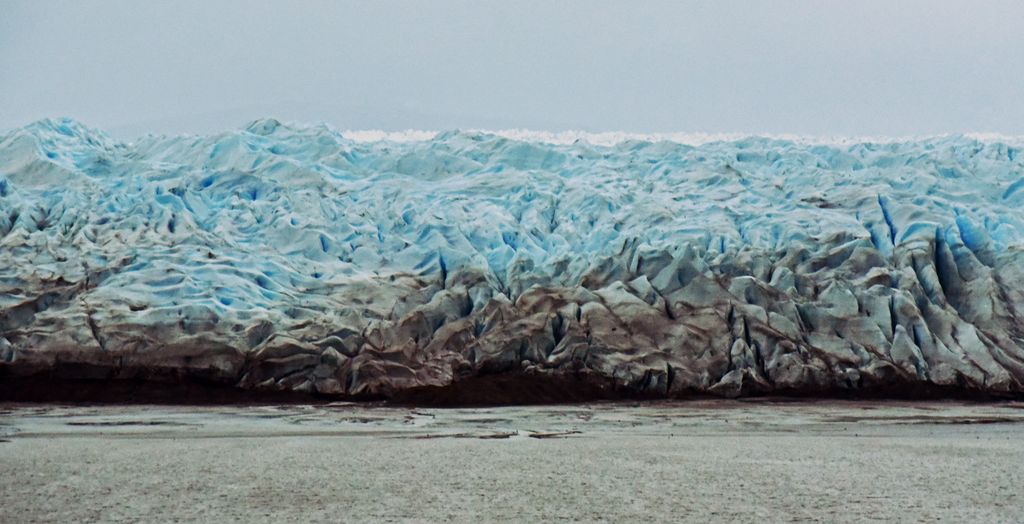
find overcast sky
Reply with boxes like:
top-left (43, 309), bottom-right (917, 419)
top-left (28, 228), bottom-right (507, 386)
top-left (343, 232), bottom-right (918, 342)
top-left (2, 0), bottom-right (1023, 138)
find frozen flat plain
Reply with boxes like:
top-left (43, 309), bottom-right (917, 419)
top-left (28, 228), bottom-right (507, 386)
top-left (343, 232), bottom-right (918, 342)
top-left (2, 400), bottom-right (1023, 522)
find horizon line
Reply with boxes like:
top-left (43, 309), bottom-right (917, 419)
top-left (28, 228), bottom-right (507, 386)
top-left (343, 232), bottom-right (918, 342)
top-left (7, 116), bottom-right (1024, 147)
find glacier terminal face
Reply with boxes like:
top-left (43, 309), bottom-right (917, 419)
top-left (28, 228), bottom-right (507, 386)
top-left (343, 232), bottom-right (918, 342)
top-left (2, 118), bottom-right (1024, 402)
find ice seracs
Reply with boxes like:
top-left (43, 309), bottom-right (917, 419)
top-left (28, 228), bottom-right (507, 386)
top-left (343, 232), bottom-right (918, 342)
top-left (1, 118), bottom-right (1023, 401)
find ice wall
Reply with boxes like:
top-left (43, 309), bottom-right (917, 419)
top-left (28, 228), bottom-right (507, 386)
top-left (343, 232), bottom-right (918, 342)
top-left (2, 118), bottom-right (1023, 400)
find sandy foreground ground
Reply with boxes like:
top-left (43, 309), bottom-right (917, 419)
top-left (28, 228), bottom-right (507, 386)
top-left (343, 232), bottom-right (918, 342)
top-left (2, 400), bottom-right (1023, 522)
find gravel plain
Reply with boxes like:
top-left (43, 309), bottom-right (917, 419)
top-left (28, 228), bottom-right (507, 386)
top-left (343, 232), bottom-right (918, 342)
top-left (2, 399), bottom-right (1024, 522)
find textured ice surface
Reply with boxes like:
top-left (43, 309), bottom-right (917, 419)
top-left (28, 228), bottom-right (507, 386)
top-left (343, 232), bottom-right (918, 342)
top-left (2, 118), bottom-right (1024, 400)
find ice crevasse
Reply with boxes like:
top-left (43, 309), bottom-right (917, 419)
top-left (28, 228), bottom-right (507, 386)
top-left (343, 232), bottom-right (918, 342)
top-left (1, 117), bottom-right (1024, 401)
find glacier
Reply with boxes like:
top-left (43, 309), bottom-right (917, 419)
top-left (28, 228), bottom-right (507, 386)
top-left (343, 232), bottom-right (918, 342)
top-left (2, 117), bottom-right (1024, 402)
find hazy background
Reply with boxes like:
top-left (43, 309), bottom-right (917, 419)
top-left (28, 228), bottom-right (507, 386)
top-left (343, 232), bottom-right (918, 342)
top-left (2, 0), bottom-right (1023, 138)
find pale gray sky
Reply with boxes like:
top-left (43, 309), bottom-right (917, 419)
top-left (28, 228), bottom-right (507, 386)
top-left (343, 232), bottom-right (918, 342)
top-left (2, 0), bottom-right (1023, 138)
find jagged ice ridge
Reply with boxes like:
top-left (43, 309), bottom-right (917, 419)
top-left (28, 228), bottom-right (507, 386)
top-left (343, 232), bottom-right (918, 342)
top-left (2, 118), bottom-right (1024, 401)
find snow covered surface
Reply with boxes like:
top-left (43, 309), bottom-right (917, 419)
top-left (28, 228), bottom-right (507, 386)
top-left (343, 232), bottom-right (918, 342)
top-left (1, 118), bottom-right (1023, 400)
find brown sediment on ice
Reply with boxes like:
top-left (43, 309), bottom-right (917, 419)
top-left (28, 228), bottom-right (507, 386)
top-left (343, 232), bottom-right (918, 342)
top-left (5, 243), bottom-right (1024, 404)
top-left (5, 239), bottom-right (1024, 404)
